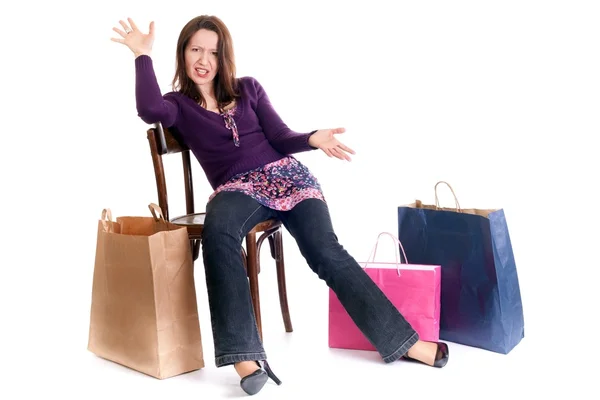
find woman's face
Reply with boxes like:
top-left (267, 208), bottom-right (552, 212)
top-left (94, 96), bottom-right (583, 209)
top-left (185, 29), bottom-right (219, 91)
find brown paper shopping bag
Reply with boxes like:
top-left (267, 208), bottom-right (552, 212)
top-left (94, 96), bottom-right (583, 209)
top-left (87, 203), bottom-right (204, 379)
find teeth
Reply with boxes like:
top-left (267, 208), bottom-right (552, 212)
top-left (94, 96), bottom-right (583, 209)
top-left (196, 69), bottom-right (207, 74)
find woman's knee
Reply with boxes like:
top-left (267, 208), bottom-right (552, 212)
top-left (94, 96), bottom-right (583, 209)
top-left (202, 192), bottom-right (252, 243)
top-left (203, 191), bottom-right (269, 243)
top-left (300, 232), bottom-right (356, 276)
top-left (201, 210), bottom-right (245, 277)
top-left (202, 212), bottom-right (242, 247)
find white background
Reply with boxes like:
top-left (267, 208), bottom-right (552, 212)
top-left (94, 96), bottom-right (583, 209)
top-left (1, 0), bottom-right (598, 398)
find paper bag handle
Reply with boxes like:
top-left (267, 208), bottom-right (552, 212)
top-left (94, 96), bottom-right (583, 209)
top-left (100, 208), bottom-right (113, 233)
top-left (364, 232), bottom-right (408, 276)
top-left (101, 208), bottom-right (113, 222)
top-left (148, 203), bottom-right (166, 221)
top-left (434, 181), bottom-right (462, 212)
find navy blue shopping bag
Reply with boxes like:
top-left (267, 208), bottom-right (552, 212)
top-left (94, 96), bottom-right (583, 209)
top-left (397, 181), bottom-right (524, 354)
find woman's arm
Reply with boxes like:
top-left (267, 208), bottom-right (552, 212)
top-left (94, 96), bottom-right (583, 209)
top-left (111, 18), bottom-right (179, 127)
top-left (248, 77), bottom-right (355, 161)
top-left (135, 55), bottom-right (178, 127)
top-left (248, 77), bottom-right (317, 155)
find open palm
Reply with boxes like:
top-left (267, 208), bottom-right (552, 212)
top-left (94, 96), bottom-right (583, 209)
top-left (308, 128), bottom-right (356, 161)
top-left (111, 18), bottom-right (155, 57)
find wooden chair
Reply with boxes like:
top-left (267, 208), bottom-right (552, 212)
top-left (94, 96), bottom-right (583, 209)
top-left (146, 122), bottom-right (293, 339)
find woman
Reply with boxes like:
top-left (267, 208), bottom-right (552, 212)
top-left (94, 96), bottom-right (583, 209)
top-left (111, 15), bottom-right (449, 396)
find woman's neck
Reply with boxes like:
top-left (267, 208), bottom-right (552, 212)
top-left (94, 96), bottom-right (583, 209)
top-left (198, 84), bottom-right (218, 111)
top-left (198, 83), bottom-right (215, 100)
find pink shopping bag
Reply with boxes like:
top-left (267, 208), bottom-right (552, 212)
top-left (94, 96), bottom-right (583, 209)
top-left (328, 232), bottom-right (441, 351)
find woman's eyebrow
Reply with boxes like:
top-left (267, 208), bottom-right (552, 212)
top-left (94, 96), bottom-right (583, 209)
top-left (189, 44), bottom-right (217, 51)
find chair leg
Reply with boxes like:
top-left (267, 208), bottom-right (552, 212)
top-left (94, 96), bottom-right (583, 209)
top-left (241, 247), bottom-right (248, 270)
top-left (270, 229), bottom-right (293, 332)
top-left (245, 232), bottom-right (262, 340)
top-left (191, 239), bottom-right (200, 261)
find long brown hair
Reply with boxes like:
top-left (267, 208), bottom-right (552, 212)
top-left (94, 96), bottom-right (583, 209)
top-left (172, 15), bottom-right (240, 108)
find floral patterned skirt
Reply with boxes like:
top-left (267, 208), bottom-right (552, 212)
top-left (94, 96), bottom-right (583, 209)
top-left (209, 156), bottom-right (325, 211)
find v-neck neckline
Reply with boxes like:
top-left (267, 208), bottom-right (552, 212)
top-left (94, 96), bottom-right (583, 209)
top-left (173, 88), bottom-right (246, 122)
top-left (191, 97), bottom-right (244, 122)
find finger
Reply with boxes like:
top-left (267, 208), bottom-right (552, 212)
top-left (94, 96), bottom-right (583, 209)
top-left (149, 21), bottom-right (155, 36)
top-left (112, 27), bottom-right (128, 37)
top-left (332, 127), bottom-right (346, 134)
top-left (337, 142), bottom-right (356, 155)
top-left (110, 37), bottom-right (125, 44)
top-left (119, 20), bottom-right (131, 33)
top-left (128, 18), bottom-right (140, 32)
top-left (330, 148), bottom-right (343, 160)
top-left (332, 147), bottom-right (351, 161)
top-left (322, 148), bottom-right (333, 158)
top-left (329, 147), bottom-right (344, 161)
top-left (335, 145), bottom-right (353, 161)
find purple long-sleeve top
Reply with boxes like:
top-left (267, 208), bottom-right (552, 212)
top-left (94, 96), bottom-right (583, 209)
top-left (134, 55), bottom-right (316, 189)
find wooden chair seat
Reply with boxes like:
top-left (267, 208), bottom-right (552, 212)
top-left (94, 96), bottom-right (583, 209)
top-left (146, 123), bottom-right (293, 340)
top-left (169, 212), bottom-right (284, 276)
top-left (171, 213), bottom-right (282, 237)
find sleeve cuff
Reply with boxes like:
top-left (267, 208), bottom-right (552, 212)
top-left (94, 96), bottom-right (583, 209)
top-left (135, 54), bottom-right (153, 70)
top-left (307, 130), bottom-right (318, 150)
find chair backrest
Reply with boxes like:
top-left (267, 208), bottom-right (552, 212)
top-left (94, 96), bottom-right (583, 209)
top-left (146, 122), bottom-right (195, 221)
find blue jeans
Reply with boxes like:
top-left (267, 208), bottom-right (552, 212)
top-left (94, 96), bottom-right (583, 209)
top-left (201, 191), bottom-right (419, 367)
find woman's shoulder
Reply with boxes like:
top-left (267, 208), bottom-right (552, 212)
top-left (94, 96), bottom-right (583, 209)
top-left (163, 91), bottom-right (188, 101)
top-left (237, 76), bottom-right (264, 92)
top-left (237, 75), bottom-right (259, 84)
top-left (162, 91), bottom-right (199, 108)
top-left (236, 76), bottom-right (267, 103)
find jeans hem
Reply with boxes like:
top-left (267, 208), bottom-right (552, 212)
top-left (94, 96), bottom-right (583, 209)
top-left (382, 331), bottom-right (419, 363)
top-left (215, 352), bottom-right (267, 368)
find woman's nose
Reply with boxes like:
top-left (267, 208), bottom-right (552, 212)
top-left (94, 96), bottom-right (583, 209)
top-left (199, 50), bottom-right (208, 63)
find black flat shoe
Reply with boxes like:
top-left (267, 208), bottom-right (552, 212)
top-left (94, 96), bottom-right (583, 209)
top-left (403, 342), bottom-right (449, 368)
top-left (240, 360), bottom-right (282, 395)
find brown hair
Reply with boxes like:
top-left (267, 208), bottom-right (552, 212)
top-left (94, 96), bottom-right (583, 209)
top-left (172, 15), bottom-right (240, 108)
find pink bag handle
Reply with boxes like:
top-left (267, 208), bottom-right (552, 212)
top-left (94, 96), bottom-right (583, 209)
top-left (363, 232), bottom-right (409, 276)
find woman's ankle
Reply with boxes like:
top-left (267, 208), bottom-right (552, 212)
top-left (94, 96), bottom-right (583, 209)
top-left (406, 340), bottom-right (438, 366)
top-left (234, 361), bottom-right (260, 378)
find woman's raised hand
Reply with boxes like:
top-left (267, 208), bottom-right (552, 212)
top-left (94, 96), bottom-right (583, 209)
top-left (111, 18), bottom-right (155, 58)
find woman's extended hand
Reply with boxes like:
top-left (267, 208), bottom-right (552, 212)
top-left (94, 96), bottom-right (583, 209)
top-left (308, 128), bottom-right (356, 161)
top-left (111, 18), bottom-right (155, 58)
